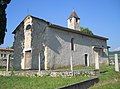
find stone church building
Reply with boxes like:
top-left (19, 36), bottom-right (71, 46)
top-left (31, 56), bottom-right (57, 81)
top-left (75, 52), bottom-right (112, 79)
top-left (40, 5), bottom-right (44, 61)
top-left (12, 11), bottom-right (109, 70)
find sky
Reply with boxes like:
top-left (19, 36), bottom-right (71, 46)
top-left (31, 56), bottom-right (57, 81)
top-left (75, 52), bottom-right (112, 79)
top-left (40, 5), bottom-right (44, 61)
top-left (0, 0), bottom-right (120, 51)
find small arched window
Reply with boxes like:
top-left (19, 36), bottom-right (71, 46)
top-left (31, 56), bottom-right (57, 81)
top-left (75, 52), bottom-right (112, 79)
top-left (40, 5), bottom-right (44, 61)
top-left (26, 24), bottom-right (31, 30)
top-left (76, 19), bottom-right (78, 23)
top-left (71, 38), bottom-right (74, 51)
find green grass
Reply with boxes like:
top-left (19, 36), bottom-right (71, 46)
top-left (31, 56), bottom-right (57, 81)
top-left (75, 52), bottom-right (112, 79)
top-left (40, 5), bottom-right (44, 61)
top-left (55, 65), bottom-right (95, 71)
top-left (0, 68), bottom-right (6, 71)
top-left (0, 67), bottom-right (14, 71)
top-left (0, 67), bottom-right (6, 71)
top-left (0, 75), bottom-right (92, 89)
top-left (73, 66), bottom-right (94, 70)
top-left (89, 66), bottom-right (120, 89)
top-left (0, 66), bottom-right (119, 89)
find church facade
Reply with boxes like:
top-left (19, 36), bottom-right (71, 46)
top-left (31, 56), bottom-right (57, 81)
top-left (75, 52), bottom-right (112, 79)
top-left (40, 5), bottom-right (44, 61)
top-left (12, 11), bottom-right (109, 70)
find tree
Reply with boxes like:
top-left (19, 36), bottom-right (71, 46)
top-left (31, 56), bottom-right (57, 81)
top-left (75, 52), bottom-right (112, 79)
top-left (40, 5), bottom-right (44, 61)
top-left (10, 45), bottom-right (13, 49)
top-left (0, 0), bottom-right (11, 45)
top-left (80, 27), bottom-right (93, 35)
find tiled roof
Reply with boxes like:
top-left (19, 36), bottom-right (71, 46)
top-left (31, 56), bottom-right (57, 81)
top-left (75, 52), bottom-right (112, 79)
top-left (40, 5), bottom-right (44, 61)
top-left (68, 10), bottom-right (80, 19)
top-left (12, 15), bottom-right (108, 40)
top-left (0, 48), bottom-right (14, 51)
top-left (48, 24), bottom-right (108, 40)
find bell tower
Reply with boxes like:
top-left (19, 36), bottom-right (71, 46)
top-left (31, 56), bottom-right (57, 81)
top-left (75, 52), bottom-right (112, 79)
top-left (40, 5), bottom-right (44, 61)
top-left (68, 10), bottom-right (80, 31)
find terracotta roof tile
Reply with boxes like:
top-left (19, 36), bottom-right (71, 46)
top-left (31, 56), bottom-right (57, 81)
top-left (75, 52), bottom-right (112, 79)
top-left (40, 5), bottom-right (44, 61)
top-left (68, 10), bottom-right (80, 19)
top-left (0, 48), bottom-right (14, 51)
top-left (12, 15), bottom-right (108, 40)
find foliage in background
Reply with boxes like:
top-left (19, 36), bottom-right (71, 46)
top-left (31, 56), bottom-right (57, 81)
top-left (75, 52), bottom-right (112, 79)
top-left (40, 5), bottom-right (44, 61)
top-left (10, 45), bottom-right (13, 49)
top-left (80, 27), bottom-right (93, 35)
top-left (0, 0), bottom-right (11, 45)
top-left (109, 51), bottom-right (120, 55)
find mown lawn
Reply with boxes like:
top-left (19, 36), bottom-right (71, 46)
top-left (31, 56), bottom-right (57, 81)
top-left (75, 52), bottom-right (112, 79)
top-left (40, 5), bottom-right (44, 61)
top-left (0, 75), bottom-right (92, 89)
top-left (0, 67), bottom-right (13, 71)
top-left (89, 66), bottom-right (120, 89)
top-left (0, 66), bottom-right (119, 89)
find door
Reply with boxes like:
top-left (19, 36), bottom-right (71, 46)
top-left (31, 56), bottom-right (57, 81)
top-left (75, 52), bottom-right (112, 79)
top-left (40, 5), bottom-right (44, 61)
top-left (85, 54), bottom-right (89, 66)
top-left (85, 54), bottom-right (88, 66)
top-left (25, 50), bottom-right (31, 69)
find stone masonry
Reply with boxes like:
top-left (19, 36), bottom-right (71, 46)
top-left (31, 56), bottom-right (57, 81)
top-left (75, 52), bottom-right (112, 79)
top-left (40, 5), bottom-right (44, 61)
top-left (12, 11), bottom-right (109, 70)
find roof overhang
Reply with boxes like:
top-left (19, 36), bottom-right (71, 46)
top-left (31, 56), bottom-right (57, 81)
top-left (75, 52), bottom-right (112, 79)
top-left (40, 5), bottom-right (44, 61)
top-left (92, 45), bottom-right (104, 49)
top-left (48, 24), bottom-right (109, 40)
top-left (12, 15), bottom-right (109, 41)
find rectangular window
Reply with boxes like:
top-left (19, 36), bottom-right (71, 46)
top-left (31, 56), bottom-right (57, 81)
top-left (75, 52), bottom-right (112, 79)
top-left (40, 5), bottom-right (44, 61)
top-left (71, 38), bottom-right (74, 51)
top-left (4, 54), bottom-right (6, 57)
top-left (84, 54), bottom-right (89, 66)
top-left (1, 54), bottom-right (3, 57)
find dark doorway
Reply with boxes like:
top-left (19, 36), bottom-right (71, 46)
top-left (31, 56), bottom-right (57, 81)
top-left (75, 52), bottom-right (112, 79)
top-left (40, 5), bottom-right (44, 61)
top-left (85, 54), bottom-right (88, 66)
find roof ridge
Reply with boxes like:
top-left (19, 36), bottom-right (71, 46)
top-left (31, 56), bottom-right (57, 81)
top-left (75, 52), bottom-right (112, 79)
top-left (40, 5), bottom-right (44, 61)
top-left (68, 10), bottom-right (80, 19)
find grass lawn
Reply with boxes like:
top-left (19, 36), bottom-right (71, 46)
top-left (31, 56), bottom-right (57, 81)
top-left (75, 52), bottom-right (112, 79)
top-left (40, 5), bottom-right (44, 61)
top-left (0, 67), bottom-right (13, 71)
top-left (0, 66), bottom-right (119, 89)
top-left (56, 65), bottom-right (95, 70)
top-left (0, 75), bottom-right (92, 89)
top-left (89, 66), bottom-right (120, 89)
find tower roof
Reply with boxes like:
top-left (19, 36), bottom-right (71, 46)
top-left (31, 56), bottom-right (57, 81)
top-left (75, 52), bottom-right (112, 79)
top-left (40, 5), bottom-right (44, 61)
top-left (68, 10), bottom-right (80, 19)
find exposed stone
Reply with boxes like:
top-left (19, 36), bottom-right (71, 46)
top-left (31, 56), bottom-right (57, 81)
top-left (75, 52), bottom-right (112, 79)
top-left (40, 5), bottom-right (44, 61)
top-left (0, 70), bottom-right (99, 77)
top-left (12, 14), bottom-right (109, 70)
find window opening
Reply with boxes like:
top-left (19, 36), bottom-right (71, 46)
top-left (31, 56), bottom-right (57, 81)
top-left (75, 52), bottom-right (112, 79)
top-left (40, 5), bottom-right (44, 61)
top-left (71, 38), bottom-right (74, 51)
top-left (26, 24), bottom-right (31, 30)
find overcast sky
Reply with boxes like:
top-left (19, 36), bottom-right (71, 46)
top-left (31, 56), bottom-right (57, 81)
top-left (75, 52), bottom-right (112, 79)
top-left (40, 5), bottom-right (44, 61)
top-left (0, 0), bottom-right (120, 51)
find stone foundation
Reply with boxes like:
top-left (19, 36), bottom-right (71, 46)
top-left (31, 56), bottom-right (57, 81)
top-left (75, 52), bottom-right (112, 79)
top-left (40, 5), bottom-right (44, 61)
top-left (0, 70), bottom-right (99, 77)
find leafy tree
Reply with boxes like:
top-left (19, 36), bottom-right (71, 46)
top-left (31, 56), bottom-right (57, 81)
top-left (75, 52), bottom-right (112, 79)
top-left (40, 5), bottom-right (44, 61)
top-left (0, 0), bottom-right (11, 45)
top-left (80, 27), bottom-right (93, 35)
top-left (10, 45), bottom-right (13, 49)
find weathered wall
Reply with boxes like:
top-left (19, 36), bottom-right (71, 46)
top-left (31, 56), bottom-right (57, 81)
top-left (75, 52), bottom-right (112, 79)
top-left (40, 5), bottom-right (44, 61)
top-left (0, 50), bottom-right (13, 67)
top-left (46, 27), bottom-right (108, 69)
top-left (68, 17), bottom-right (80, 31)
top-left (31, 18), bottom-right (48, 69)
top-left (13, 16), bottom-right (108, 70)
top-left (13, 16), bottom-right (48, 70)
top-left (22, 16), bottom-right (33, 69)
top-left (23, 16), bottom-right (32, 49)
top-left (13, 24), bottom-right (24, 70)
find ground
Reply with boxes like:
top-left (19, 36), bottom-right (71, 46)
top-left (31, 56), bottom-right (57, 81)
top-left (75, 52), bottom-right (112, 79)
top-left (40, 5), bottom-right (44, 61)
top-left (89, 66), bottom-right (120, 89)
top-left (0, 66), bottom-right (120, 89)
top-left (0, 75), bottom-right (92, 89)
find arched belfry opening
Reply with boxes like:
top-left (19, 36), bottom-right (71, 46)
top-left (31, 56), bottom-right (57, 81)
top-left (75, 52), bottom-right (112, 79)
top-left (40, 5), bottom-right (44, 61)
top-left (67, 10), bottom-right (80, 31)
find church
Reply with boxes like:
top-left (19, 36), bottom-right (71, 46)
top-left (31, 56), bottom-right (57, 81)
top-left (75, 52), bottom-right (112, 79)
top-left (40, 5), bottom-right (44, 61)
top-left (12, 11), bottom-right (109, 70)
